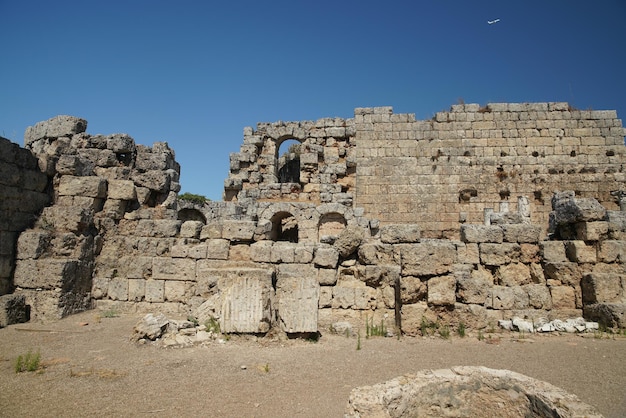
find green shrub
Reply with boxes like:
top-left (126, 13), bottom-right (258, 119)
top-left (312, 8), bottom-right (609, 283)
top-left (14, 350), bottom-right (41, 373)
top-left (457, 322), bottom-right (466, 338)
top-left (178, 192), bottom-right (209, 205)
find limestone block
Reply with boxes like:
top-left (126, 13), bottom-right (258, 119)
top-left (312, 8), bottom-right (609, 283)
top-left (358, 265), bottom-right (400, 287)
top-left (277, 263), bottom-right (317, 281)
top-left (400, 241), bottom-right (457, 276)
top-left (565, 241), bottom-right (596, 263)
top-left (206, 239), bottom-right (229, 260)
top-left (427, 275), bottom-right (456, 306)
top-left (501, 224), bottom-right (542, 243)
top-left (201, 222), bottom-right (223, 240)
top-left (486, 286), bottom-right (515, 310)
top-left (544, 262), bottom-right (581, 286)
top-left (550, 286), bottom-right (576, 309)
top-left (314, 244), bottom-right (339, 268)
top-left (456, 243), bottom-right (480, 265)
top-left (221, 220), bottom-right (256, 242)
top-left (333, 225), bottom-right (365, 257)
top-left (380, 224), bottom-right (421, 244)
top-left (319, 287), bottom-right (332, 308)
top-left (38, 206), bottom-right (94, 234)
top-left (107, 179), bottom-right (136, 200)
top-left (400, 302), bottom-right (434, 336)
top-left (250, 241), bottom-right (273, 263)
top-left (575, 221), bottom-right (608, 241)
top-left (318, 268), bottom-right (337, 286)
top-left (479, 243), bottom-right (521, 266)
top-left (524, 284), bottom-right (553, 309)
top-left (145, 280), bottom-right (165, 302)
top-left (276, 273), bottom-right (319, 333)
top-left (135, 219), bottom-right (181, 238)
top-left (456, 266), bottom-right (493, 305)
top-left (106, 133), bottom-right (136, 153)
top-left (24, 115), bottom-right (87, 144)
top-left (540, 241), bottom-right (567, 263)
top-left (220, 271), bottom-right (274, 333)
top-left (108, 277), bottom-right (129, 301)
top-left (16, 231), bottom-right (50, 259)
top-left (400, 276), bottom-right (427, 304)
top-left (358, 243), bottom-right (397, 265)
top-left (132, 170), bottom-right (171, 193)
top-left (164, 280), bottom-right (188, 302)
top-left (581, 273), bottom-right (623, 304)
top-left (529, 263), bottom-right (545, 283)
top-left (597, 240), bottom-right (626, 263)
top-left (271, 242), bottom-right (296, 263)
top-left (152, 257), bottom-right (196, 281)
top-left (332, 286), bottom-right (356, 309)
top-left (551, 192), bottom-right (606, 225)
top-left (14, 259), bottom-right (81, 290)
top-left (294, 244), bottom-right (315, 263)
top-left (58, 175), bottom-right (107, 198)
top-left (460, 225), bottom-right (503, 243)
top-left (520, 244), bottom-right (540, 264)
top-left (496, 262), bottom-right (531, 286)
top-left (128, 279), bottom-right (145, 302)
top-left (583, 303), bottom-right (626, 328)
top-left (0, 294), bottom-right (29, 327)
top-left (179, 221), bottom-right (203, 239)
top-left (607, 211), bottom-right (626, 239)
top-left (91, 277), bottom-right (109, 299)
top-left (120, 256), bottom-right (152, 279)
top-left (103, 199), bottom-right (127, 220)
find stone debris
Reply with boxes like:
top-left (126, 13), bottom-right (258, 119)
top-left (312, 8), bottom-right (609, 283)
top-left (498, 316), bottom-right (599, 333)
top-left (345, 366), bottom-right (603, 417)
top-left (132, 312), bottom-right (226, 347)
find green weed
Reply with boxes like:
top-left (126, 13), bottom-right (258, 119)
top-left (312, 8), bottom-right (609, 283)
top-left (14, 350), bottom-right (41, 373)
top-left (457, 322), bottom-right (466, 338)
top-left (205, 317), bottom-right (221, 334)
top-left (439, 325), bottom-right (450, 340)
top-left (365, 316), bottom-right (386, 338)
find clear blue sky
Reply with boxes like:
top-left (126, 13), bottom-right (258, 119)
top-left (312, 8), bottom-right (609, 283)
top-left (1, 1), bottom-right (625, 201)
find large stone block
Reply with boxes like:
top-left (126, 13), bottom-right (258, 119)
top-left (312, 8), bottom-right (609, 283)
top-left (58, 175), bottom-right (107, 198)
top-left (152, 257), bottom-right (196, 281)
top-left (38, 206), bottom-right (94, 234)
top-left (318, 268), bottom-right (337, 286)
top-left (358, 265), bottom-right (400, 287)
top-left (220, 271), bottom-right (274, 333)
top-left (597, 240), bottom-right (626, 263)
top-left (276, 272), bottom-right (319, 333)
top-left (540, 241), bottom-right (567, 263)
top-left (250, 241), bottom-right (273, 262)
top-left (501, 224), bottom-right (542, 243)
top-left (460, 225), bottom-right (503, 243)
top-left (358, 243), bottom-right (397, 265)
top-left (486, 286), bottom-right (515, 310)
top-left (551, 192), bottom-right (606, 225)
top-left (24, 115), bottom-right (87, 144)
top-left (496, 262), bottom-right (531, 286)
top-left (14, 259), bottom-right (82, 290)
top-left (314, 244), bottom-right (339, 268)
top-left (400, 240), bottom-right (457, 276)
top-left (164, 280), bottom-right (189, 302)
top-left (271, 242), bottom-right (296, 263)
top-left (583, 303), bottom-right (626, 328)
top-left (206, 239), bottom-right (229, 260)
top-left (107, 179), bottom-right (136, 200)
top-left (16, 230), bottom-right (51, 259)
top-left (479, 243), bottom-right (521, 266)
top-left (581, 273), bottom-right (623, 304)
top-left (145, 280), bottom-right (165, 302)
top-left (456, 266), bottom-right (493, 305)
top-left (607, 211), bottom-right (626, 239)
top-left (108, 277), bottom-right (129, 301)
top-left (550, 286), bottom-right (576, 309)
top-left (544, 262), bottom-right (581, 286)
top-left (334, 225), bottom-right (365, 257)
top-left (135, 219), bottom-right (181, 238)
top-left (221, 220), bottom-right (256, 242)
top-left (565, 241), bottom-right (596, 263)
top-left (575, 221), bottom-right (608, 241)
top-left (380, 224), bottom-right (421, 244)
top-left (427, 275), bottom-right (456, 306)
top-left (524, 284), bottom-right (552, 309)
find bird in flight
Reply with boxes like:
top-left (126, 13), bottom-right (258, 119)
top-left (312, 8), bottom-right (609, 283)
top-left (487, 19), bottom-right (500, 24)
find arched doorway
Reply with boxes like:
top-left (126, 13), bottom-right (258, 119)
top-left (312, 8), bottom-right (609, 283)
top-left (270, 211), bottom-right (298, 243)
top-left (276, 138), bottom-right (302, 183)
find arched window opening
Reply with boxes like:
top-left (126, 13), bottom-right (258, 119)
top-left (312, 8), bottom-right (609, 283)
top-left (319, 212), bottom-right (347, 243)
top-left (177, 208), bottom-right (207, 224)
top-left (270, 211), bottom-right (298, 243)
top-left (277, 138), bottom-right (302, 183)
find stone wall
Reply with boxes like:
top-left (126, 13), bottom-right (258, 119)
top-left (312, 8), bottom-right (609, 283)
top-left (0, 136), bottom-right (49, 296)
top-left (2, 104), bottom-right (625, 333)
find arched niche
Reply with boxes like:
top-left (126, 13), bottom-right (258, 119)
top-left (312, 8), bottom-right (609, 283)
top-left (276, 137), bottom-right (302, 184)
top-left (319, 212), bottom-right (347, 243)
top-left (270, 211), bottom-right (299, 243)
top-left (177, 208), bottom-right (207, 224)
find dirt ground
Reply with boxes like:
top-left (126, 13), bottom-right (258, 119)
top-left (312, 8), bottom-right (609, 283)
top-left (1, 311), bottom-right (625, 418)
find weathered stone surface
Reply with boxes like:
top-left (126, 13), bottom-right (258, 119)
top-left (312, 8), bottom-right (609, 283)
top-left (25, 115), bottom-right (87, 145)
top-left (400, 276), bottom-right (427, 304)
top-left (380, 224), bottom-right (420, 244)
top-left (597, 240), bottom-right (626, 263)
top-left (145, 280), bottom-right (165, 302)
top-left (501, 224), bottom-right (542, 243)
top-left (250, 241), bottom-right (272, 262)
top-left (314, 244), bottom-right (339, 268)
top-left (206, 239), bottom-right (229, 260)
top-left (271, 242), bottom-right (296, 263)
top-left (460, 225), bottom-right (503, 243)
top-left (16, 230), bottom-right (50, 259)
top-left (345, 367), bottom-right (602, 418)
top-left (135, 220), bottom-right (181, 238)
top-left (486, 286), bottom-right (515, 310)
top-left (544, 262), bottom-right (581, 286)
top-left (551, 192), bottom-right (607, 225)
top-left (333, 225), bottom-right (365, 257)
top-left (152, 257), bottom-right (196, 281)
top-left (132, 313), bottom-right (169, 341)
top-left (399, 302), bottom-right (433, 336)
top-left (318, 268), bottom-right (337, 286)
top-left (400, 240), bottom-right (457, 276)
top-left (220, 271), bottom-right (274, 333)
top-left (540, 241), bottom-right (567, 263)
top-left (0, 294), bottom-right (29, 328)
top-left (276, 267), bottom-right (319, 333)
top-left (427, 275), bottom-right (456, 306)
top-left (565, 240), bottom-right (597, 263)
top-left (583, 302), bottom-right (626, 328)
top-left (479, 243), bottom-right (521, 265)
top-left (550, 286), bottom-right (576, 309)
top-left (58, 175), bottom-right (107, 198)
top-left (221, 220), bottom-right (256, 242)
top-left (358, 243), bottom-right (397, 265)
top-left (576, 221), bottom-right (608, 241)
top-left (496, 262), bottom-right (531, 286)
top-left (456, 266), bottom-right (492, 305)
top-left (581, 273), bottom-right (623, 304)
top-left (607, 211), bottom-right (626, 239)
top-left (107, 179), bottom-right (135, 200)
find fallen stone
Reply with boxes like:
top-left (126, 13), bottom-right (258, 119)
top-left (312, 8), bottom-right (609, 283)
top-left (132, 313), bottom-right (170, 341)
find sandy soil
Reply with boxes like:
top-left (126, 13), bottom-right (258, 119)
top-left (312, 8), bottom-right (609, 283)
top-left (1, 311), bottom-right (625, 418)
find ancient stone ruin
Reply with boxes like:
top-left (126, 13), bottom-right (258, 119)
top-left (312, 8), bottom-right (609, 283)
top-left (1, 103), bottom-right (625, 334)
